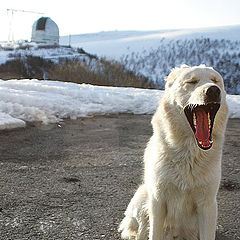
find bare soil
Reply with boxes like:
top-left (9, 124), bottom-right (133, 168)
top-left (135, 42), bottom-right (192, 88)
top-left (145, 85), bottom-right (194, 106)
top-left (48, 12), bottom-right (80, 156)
top-left (0, 115), bottom-right (239, 240)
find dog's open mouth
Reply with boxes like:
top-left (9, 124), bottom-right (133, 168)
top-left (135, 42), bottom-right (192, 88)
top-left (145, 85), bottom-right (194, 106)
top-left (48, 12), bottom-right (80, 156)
top-left (184, 103), bottom-right (220, 150)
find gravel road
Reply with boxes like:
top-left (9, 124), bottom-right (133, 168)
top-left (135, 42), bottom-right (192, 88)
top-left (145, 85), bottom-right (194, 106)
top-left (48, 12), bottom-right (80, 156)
top-left (0, 115), bottom-right (239, 240)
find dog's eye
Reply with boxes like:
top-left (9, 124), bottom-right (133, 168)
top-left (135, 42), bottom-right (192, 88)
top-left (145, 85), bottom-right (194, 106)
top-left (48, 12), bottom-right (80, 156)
top-left (211, 78), bottom-right (218, 83)
top-left (186, 80), bottom-right (199, 85)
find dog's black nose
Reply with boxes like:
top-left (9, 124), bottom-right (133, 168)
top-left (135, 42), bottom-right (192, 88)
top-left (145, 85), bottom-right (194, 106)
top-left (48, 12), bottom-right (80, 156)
top-left (205, 86), bottom-right (221, 103)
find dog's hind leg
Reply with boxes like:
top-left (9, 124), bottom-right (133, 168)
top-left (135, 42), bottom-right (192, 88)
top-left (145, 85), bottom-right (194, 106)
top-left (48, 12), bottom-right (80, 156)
top-left (136, 210), bottom-right (149, 240)
top-left (119, 185), bottom-right (149, 240)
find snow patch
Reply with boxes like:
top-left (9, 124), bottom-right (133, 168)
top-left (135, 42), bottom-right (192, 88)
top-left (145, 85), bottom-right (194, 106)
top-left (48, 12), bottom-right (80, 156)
top-left (0, 79), bottom-right (239, 130)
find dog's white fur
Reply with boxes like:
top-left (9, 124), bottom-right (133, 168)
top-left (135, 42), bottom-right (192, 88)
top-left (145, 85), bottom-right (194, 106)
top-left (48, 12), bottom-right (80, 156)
top-left (119, 65), bottom-right (228, 240)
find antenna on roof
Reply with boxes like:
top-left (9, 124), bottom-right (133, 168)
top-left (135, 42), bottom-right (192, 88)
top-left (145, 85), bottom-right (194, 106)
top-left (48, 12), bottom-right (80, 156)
top-left (6, 8), bottom-right (44, 44)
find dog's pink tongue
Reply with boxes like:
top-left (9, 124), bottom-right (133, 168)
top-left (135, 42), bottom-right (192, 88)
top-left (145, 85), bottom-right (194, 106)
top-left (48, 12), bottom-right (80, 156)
top-left (195, 109), bottom-right (210, 141)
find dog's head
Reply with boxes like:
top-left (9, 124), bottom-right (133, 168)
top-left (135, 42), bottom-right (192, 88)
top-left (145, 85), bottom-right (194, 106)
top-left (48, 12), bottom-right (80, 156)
top-left (164, 64), bottom-right (228, 150)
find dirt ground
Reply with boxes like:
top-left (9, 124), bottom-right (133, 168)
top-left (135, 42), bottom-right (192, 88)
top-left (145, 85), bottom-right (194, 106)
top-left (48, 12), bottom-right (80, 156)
top-left (0, 114), bottom-right (239, 240)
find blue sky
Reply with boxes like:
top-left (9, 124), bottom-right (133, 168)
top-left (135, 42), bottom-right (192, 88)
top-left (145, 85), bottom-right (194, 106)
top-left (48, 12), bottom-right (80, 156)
top-left (0, 0), bottom-right (240, 41)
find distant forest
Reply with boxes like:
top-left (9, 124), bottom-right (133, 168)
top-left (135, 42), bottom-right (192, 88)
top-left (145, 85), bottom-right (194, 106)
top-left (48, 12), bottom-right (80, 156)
top-left (121, 38), bottom-right (240, 94)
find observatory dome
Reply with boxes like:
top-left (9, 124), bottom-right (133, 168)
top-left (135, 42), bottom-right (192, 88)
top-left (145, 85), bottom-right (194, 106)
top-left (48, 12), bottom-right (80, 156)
top-left (31, 17), bottom-right (59, 45)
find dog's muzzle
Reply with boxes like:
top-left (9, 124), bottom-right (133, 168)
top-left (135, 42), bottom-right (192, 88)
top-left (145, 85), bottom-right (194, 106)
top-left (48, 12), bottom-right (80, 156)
top-left (184, 86), bottom-right (221, 150)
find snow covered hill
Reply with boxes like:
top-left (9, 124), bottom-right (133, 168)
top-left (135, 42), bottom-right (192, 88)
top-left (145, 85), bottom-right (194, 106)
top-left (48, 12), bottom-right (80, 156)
top-left (60, 25), bottom-right (240, 94)
top-left (60, 25), bottom-right (240, 58)
top-left (1, 25), bottom-right (240, 95)
top-left (0, 44), bottom-right (87, 65)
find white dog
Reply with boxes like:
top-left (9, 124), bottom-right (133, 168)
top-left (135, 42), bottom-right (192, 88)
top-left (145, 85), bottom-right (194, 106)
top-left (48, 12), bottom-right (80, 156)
top-left (119, 65), bottom-right (229, 240)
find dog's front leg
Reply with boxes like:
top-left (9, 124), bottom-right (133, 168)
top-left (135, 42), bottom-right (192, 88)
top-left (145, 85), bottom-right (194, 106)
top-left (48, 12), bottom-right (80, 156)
top-left (149, 195), bottom-right (166, 240)
top-left (198, 200), bottom-right (217, 240)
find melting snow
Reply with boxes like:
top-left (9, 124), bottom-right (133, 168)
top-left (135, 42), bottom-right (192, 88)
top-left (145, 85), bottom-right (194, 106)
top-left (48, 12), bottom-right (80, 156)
top-left (0, 79), bottom-right (239, 130)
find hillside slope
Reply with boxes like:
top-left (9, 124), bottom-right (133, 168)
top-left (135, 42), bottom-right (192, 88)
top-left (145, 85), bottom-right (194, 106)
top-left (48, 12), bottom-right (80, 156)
top-left (61, 25), bottom-right (240, 94)
top-left (60, 25), bottom-right (240, 58)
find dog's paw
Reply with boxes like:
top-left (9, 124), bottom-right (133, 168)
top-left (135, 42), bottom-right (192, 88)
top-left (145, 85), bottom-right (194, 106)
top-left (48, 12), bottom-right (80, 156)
top-left (118, 216), bottom-right (138, 239)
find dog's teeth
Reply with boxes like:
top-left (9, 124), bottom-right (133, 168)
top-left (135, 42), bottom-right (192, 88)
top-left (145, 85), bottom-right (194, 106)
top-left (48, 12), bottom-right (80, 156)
top-left (210, 140), bottom-right (213, 144)
top-left (199, 141), bottom-right (202, 145)
top-left (193, 112), bottom-right (197, 128)
top-left (208, 112), bottom-right (211, 128)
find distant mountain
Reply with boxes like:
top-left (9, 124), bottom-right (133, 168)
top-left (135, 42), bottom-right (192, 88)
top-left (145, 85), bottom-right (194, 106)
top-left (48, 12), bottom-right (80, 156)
top-left (60, 25), bottom-right (240, 58)
top-left (61, 25), bottom-right (240, 94)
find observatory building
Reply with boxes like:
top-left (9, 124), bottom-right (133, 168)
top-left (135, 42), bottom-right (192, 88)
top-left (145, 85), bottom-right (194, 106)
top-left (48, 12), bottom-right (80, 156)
top-left (31, 17), bottom-right (59, 45)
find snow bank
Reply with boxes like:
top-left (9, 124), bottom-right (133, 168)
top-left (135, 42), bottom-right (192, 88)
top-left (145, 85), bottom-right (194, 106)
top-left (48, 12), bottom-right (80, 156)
top-left (0, 112), bottom-right (25, 130)
top-left (0, 79), bottom-right (239, 130)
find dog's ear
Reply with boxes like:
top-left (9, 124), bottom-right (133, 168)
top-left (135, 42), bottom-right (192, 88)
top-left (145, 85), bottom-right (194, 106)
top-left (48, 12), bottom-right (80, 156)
top-left (165, 65), bottom-right (190, 88)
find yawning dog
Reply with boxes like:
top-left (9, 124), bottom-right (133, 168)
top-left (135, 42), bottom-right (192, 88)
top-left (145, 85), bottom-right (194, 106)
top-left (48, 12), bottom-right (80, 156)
top-left (119, 65), bottom-right (229, 240)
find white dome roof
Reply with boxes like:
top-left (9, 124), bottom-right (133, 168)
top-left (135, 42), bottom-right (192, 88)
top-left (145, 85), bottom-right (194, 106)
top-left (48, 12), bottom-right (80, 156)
top-left (31, 17), bottom-right (59, 45)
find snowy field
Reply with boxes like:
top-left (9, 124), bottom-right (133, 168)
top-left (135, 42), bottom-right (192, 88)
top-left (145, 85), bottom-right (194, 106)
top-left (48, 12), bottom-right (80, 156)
top-left (0, 79), bottom-right (239, 130)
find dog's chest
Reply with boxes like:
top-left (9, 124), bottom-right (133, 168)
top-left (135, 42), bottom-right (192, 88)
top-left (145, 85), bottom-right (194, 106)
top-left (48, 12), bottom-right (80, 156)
top-left (157, 148), bottom-right (213, 191)
top-left (164, 186), bottom-right (197, 228)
